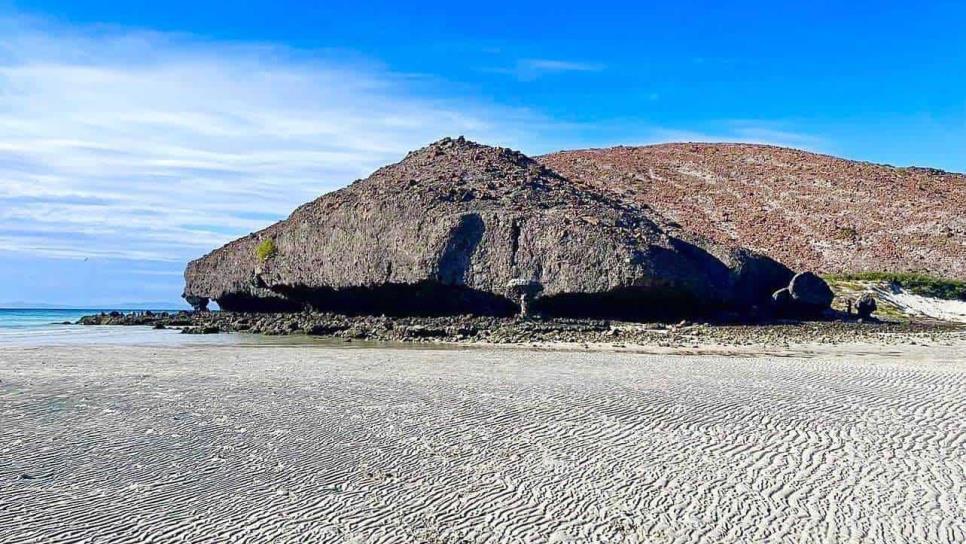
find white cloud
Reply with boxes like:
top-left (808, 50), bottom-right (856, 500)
top-left (0, 18), bottom-right (557, 263)
top-left (0, 17), bottom-right (826, 275)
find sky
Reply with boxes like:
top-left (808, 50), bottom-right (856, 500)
top-left (1, 1), bottom-right (964, 307)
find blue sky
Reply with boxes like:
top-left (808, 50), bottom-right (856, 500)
top-left (1, 1), bottom-right (964, 307)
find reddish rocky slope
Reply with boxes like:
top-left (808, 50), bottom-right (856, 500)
top-left (540, 144), bottom-right (966, 280)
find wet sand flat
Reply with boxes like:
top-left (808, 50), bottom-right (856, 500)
top-left (1, 343), bottom-right (964, 543)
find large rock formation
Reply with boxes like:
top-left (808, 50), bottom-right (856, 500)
top-left (184, 138), bottom-right (792, 318)
top-left (540, 144), bottom-right (966, 280)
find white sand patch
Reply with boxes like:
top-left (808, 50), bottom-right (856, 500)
top-left (874, 285), bottom-right (966, 323)
top-left (1, 344), bottom-right (965, 543)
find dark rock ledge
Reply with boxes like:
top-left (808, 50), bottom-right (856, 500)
top-left (77, 311), bottom-right (961, 347)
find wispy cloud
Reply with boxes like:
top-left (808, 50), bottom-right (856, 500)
top-left (519, 59), bottom-right (604, 73)
top-left (488, 58), bottom-right (605, 81)
top-left (0, 18), bottom-right (557, 264)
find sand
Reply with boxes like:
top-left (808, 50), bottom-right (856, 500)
top-left (874, 286), bottom-right (966, 323)
top-left (1, 342), bottom-right (965, 543)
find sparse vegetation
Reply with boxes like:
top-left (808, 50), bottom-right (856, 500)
top-left (256, 238), bottom-right (278, 262)
top-left (825, 272), bottom-right (966, 301)
top-left (833, 226), bottom-right (858, 241)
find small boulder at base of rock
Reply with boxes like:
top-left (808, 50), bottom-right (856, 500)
top-left (856, 293), bottom-right (877, 319)
top-left (182, 325), bottom-right (221, 335)
top-left (788, 272), bottom-right (834, 310)
top-left (506, 279), bottom-right (543, 318)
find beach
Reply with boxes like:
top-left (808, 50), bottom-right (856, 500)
top-left (2, 339), bottom-right (964, 543)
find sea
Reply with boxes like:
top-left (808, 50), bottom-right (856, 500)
top-left (0, 308), bottom-right (114, 329)
top-left (0, 308), bottom-right (352, 348)
top-left (0, 308), bottom-right (236, 346)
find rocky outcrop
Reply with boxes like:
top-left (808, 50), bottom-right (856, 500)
top-left (78, 310), bottom-right (961, 345)
top-left (184, 138), bottom-right (792, 319)
top-left (540, 144), bottom-right (966, 281)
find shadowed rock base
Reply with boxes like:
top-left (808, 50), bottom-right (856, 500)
top-left (221, 282), bottom-right (518, 317)
top-left (534, 287), bottom-right (712, 321)
top-left (213, 281), bottom-right (764, 321)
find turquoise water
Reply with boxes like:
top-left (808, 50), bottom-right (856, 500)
top-left (0, 308), bottom-right (229, 346)
top-left (0, 308), bottom-right (115, 329)
top-left (0, 309), bottom-right (362, 348)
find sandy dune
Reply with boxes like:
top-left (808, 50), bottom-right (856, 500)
top-left (874, 286), bottom-right (966, 323)
top-left (1, 343), bottom-right (964, 543)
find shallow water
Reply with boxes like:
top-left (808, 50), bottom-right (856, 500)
top-left (0, 309), bottom-right (291, 347)
top-left (0, 309), bottom-right (180, 346)
top-left (0, 308), bottom-right (110, 328)
top-left (0, 309), bottom-right (468, 349)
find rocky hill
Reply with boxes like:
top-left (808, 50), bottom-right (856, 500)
top-left (540, 144), bottom-right (966, 281)
top-left (183, 138), bottom-right (792, 318)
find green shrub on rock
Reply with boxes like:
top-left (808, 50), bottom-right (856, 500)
top-left (256, 238), bottom-right (278, 262)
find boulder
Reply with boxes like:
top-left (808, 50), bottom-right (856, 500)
top-left (721, 247), bottom-right (794, 306)
top-left (856, 293), bottom-right (877, 319)
top-left (788, 272), bottom-right (834, 310)
top-left (770, 272), bottom-right (835, 318)
top-left (183, 137), bottom-right (793, 319)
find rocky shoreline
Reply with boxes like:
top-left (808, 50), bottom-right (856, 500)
top-left (77, 311), bottom-right (964, 348)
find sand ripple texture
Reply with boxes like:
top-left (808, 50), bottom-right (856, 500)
top-left (1, 344), bottom-right (964, 543)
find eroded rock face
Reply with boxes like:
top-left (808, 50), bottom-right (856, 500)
top-left (183, 138), bottom-right (792, 318)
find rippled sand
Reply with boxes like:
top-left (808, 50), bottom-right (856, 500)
top-left (1, 343), bottom-right (964, 543)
